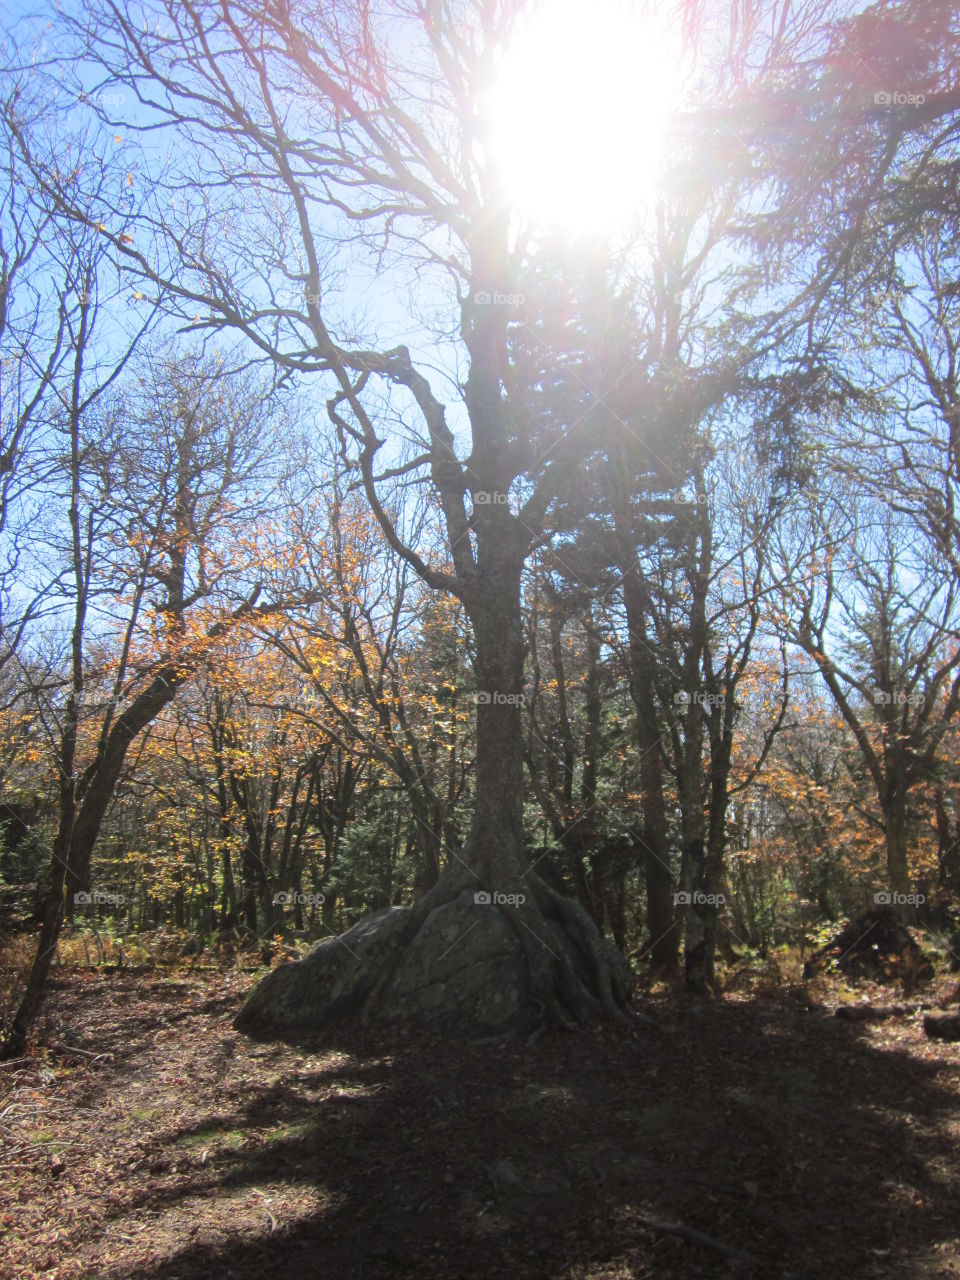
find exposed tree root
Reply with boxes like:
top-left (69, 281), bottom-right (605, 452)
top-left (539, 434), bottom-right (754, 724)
top-left (235, 855), bottom-right (647, 1039)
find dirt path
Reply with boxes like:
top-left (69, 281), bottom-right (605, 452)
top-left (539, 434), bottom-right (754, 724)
top-left (2, 967), bottom-right (959, 1279)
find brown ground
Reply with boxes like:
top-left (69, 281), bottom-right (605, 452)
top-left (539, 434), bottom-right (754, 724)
top-left (2, 960), bottom-right (960, 1280)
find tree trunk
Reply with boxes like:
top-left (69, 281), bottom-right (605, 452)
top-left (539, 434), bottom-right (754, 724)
top-left (885, 789), bottom-right (911, 900)
top-left (675, 707), bottom-right (709, 993)
top-left (241, 869), bottom-right (258, 934)
top-left (680, 836), bottom-right (709, 992)
top-left (697, 693), bottom-right (735, 990)
top-left (2, 676), bottom-right (179, 1057)
top-left (237, 569), bottom-right (638, 1038)
top-left (465, 580), bottom-right (526, 878)
top-left (936, 787), bottom-right (960, 889)
top-left (220, 846), bottom-right (236, 928)
top-left (622, 570), bottom-right (678, 976)
top-left (3, 829), bottom-right (71, 1057)
top-left (411, 795), bottom-right (443, 895)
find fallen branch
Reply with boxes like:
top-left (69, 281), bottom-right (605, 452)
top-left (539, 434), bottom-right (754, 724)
top-left (834, 1003), bottom-right (910, 1022)
top-left (46, 1042), bottom-right (114, 1061)
top-left (923, 1010), bottom-right (960, 1041)
top-left (634, 1212), bottom-right (761, 1265)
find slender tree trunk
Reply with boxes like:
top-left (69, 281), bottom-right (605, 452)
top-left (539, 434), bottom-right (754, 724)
top-left (701, 710), bottom-right (735, 989)
top-left (702, 834), bottom-right (725, 988)
top-left (211, 710), bottom-right (236, 926)
top-left (680, 836), bottom-right (708, 991)
top-left (3, 687), bottom-right (174, 1056)
top-left (18, 686), bottom-right (82, 1052)
top-left (221, 847), bottom-right (236, 927)
top-left (241, 853), bottom-right (259, 933)
top-left (5, 337), bottom-right (87, 1058)
top-left (579, 624), bottom-right (603, 927)
top-left (675, 707), bottom-right (708, 992)
top-left (936, 786), bottom-right (960, 890)
top-left (412, 811), bottom-right (443, 894)
top-left (622, 571), bottom-right (678, 976)
top-left (4, 826), bottom-right (72, 1057)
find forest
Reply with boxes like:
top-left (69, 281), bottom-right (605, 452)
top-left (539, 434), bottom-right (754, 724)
top-left (1, 1), bottom-right (960, 1277)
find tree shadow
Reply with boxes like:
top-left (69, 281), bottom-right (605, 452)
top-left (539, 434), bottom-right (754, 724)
top-left (82, 986), bottom-right (960, 1280)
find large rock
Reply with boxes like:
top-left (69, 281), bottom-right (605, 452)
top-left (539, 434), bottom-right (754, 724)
top-left (234, 904), bottom-right (412, 1034)
top-left (235, 890), bottom-right (540, 1037)
top-left (367, 889), bottom-right (526, 1033)
top-left (235, 886), bottom-right (635, 1038)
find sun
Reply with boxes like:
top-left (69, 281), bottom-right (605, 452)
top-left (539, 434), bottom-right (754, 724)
top-left (485, 0), bottom-right (679, 236)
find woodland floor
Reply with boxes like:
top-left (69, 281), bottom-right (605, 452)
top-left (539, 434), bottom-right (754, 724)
top-left (2, 951), bottom-right (960, 1280)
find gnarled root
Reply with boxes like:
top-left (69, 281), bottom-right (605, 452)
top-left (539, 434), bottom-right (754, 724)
top-left (235, 857), bottom-right (647, 1040)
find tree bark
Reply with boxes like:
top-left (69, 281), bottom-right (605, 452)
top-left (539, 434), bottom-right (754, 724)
top-left (2, 673), bottom-right (179, 1057)
top-left (465, 575), bottom-right (526, 879)
top-left (885, 788), bottom-right (911, 900)
top-left (622, 570), bottom-right (678, 976)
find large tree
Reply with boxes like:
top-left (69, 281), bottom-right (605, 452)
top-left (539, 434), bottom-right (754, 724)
top-left (59, 0), bottom-right (686, 1031)
top-left (38, 0), bottom-right (945, 1035)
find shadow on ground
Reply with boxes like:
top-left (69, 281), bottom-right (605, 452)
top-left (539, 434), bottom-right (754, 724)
top-left (6, 970), bottom-right (960, 1280)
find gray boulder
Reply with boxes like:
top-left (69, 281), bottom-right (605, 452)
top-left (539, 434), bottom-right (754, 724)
top-left (367, 890), bottom-right (526, 1033)
top-left (235, 883), bottom-right (636, 1038)
top-left (234, 904), bottom-right (411, 1034)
